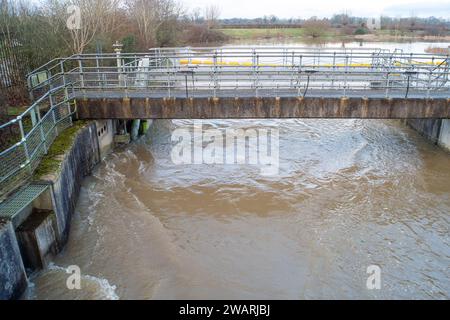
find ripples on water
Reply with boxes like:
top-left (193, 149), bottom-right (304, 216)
top-left (27, 119), bottom-right (450, 299)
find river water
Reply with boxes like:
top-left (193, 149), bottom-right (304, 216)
top-left (26, 42), bottom-right (450, 300)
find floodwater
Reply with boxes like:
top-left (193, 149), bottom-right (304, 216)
top-left (26, 42), bottom-right (450, 300)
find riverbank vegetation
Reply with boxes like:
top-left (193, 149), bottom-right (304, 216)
top-left (0, 0), bottom-right (228, 112)
top-left (33, 120), bottom-right (88, 179)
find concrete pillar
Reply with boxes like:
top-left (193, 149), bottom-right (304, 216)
top-left (131, 119), bottom-right (141, 141)
top-left (0, 220), bottom-right (27, 300)
top-left (140, 119), bottom-right (153, 136)
top-left (16, 209), bottom-right (58, 270)
top-left (438, 119), bottom-right (450, 151)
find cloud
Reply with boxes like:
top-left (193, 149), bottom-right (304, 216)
top-left (382, 1), bottom-right (450, 18)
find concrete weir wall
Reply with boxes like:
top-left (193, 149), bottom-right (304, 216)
top-left (407, 119), bottom-right (450, 151)
top-left (45, 122), bottom-right (102, 245)
top-left (0, 120), bottom-right (115, 299)
top-left (77, 97), bottom-right (450, 119)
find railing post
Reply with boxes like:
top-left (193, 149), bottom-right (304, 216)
top-left (18, 118), bottom-right (32, 173)
top-left (256, 54), bottom-right (260, 97)
top-left (35, 104), bottom-right (47, 154)
top-left (297, 55), bottom-right (303, 96)
top-left (385, 71), bottom-right (390, 98)
top-left (290, 52), bottom-right (295, 89)
top-left (427, 69), bottom-right (432, 99)
top-left (252, 49), bottom-right (256, 94)
top-left (64, 84), bottom-right (73, 126)
top-left (331, 52), bottom-right (336, 89)
top-left (167, 57), bottom-right (171, 98)
top-left (49, 92), bottom-right (58, 136)
top-left (113, 41), bottom-right (123, 88)
top-left (60, 60), bottom-right (66, 88)
top-left (78, 58), bottom-right (85, 90)
top-left (213, 51), bottom-right (218, 98)
top-left (96, 54), bottom-right (101, 88)
top-left (343, 55), bottom-right (349, 97)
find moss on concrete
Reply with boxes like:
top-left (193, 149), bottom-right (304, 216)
top-left (33, 121), bottom-right (89, 179)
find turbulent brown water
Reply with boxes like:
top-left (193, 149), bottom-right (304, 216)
top-left (26, 118), bottom-right (450, 299)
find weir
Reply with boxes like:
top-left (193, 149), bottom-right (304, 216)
top-left (0, 46), bottom-right (449, 299)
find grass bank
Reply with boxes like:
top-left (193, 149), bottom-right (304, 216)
top-left (33, 120), bottom-right (88, 179)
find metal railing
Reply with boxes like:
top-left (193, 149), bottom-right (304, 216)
top-left (27, 47), bottom-right (449, 101)
top-left (0, 84), bottom-right (76, 199)
top-left (1, 46), bottom-right (449, 199)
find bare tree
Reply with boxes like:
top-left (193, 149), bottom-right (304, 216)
top-left (204, 4), bottom-right (220, 29)
top-left (191, 7), bottom-right (202, 23)
top-left (43, 0), bottom-right (120, 54)
top-left (126, 0), bottom-right (182, 48)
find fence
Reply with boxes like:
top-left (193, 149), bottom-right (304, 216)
top-left (0, 84), bottom-right (75, 199)
top-left (28, 47), bottom-right (450, 100)
top-left (0, 32), bottom-right (30, 106)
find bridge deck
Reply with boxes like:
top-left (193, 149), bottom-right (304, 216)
top-left (74, 91), bottom-right (450, 120)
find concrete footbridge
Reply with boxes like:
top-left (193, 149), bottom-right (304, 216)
top-left (27, 46), bottom-right (449, 119)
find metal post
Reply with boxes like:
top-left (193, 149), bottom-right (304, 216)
top-left (213, 51), bottom-right (218, 98)
top-left (78, 58), bottom-right (85, 89)
top-left (256, 54), bottom-right (259, 97)
top-left (18, 118), bottom-right (31, 173)
top-left (185, 73), bottom-right (189, 98)
top-left (49, 92), bottom-right (58, 136)
top-left (331, 52), bottom-right (336, 89)
top-left (385, 72), bottom-right (390, 98)
top-left (35, 104), bottom-right (47, 154)
top-left (96, 55), bottom-right (100, 88)
top-left (344, 55), bottom-right (349, 97)
top-left (60, 60), bottom-right (66, 88)
top-left (113, 41), bottom-right (123, 88)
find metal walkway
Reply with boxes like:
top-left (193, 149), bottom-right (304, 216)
top-left (0, 183), bottom-right (50, 227)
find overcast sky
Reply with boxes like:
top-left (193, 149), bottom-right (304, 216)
top-left (182, 0), bottom-right (450, 19)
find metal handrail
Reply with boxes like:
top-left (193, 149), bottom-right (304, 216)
top-left (0, 84), bottom-right (75, 199)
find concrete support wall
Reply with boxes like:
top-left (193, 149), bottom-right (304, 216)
top-left (406, 119), bottom-right (442, 143)
top-left (16, 210), bottom-right (58, 270)
top-left (0, 120), bottom-right (119, 299)
top-left (95, 120), bottom-right (114, 158)
top-left (406, 119), bottom-right (450, 152)
top-left (77, 97), bottom-right (450, 119)
top-left (48, 122), bottom-right (101, 245)
top-left (0, 220), bottom-right (27, 300)
top-left (438, 119), bottom-right (450, 151)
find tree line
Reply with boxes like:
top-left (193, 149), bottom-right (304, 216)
top-left (0, 0), bottom-right (225, 71)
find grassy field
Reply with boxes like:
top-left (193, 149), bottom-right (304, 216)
top-left (219, 28), bottom-right (308, 39)
top-left (218, 27), bottom-right (450, 42)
